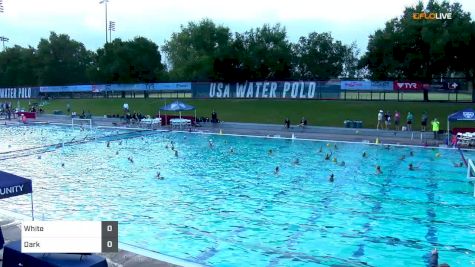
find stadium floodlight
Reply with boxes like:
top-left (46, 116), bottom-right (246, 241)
top-left (108, 21), bottom-right (116, 42)
top-left (99, 0), bottom-right (109, 44)
top-left (0, 36), bottom-right (9, 50)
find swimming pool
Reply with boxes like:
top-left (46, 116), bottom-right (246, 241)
top-left (1, 125), bottom-right (474, 266)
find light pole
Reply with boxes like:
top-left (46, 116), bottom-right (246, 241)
top-left (99, 0), bottom-right (109, 44)
top-left (0, 36), bottom-right (8, 51)
top-left (108, 21), bottom-right (115, 42)
top-left (0, 1), bottom-right (6, 51)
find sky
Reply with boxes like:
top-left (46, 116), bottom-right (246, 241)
top-left (0, 0), bottom-right (474, 54)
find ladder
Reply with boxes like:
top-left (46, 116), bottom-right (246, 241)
top-left (467, 159), bottom-right (475, 197)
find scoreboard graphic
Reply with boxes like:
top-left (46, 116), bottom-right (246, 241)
top-left (21, 221), bottom-right (118, 253)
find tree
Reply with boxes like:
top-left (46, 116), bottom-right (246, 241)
top-left (163, 19), bottom-right (234, 81)
top-left (292, 32), bottom-right (354, 80)
top-left (95, 37), bottom-right (164, 83)
top-left (36, 32), bottom-right (92, 86)
top-left (0, 45), bottom-right (38, 87)
top-left (360, 0), bottom-right (474, 101)
top-left (237, 24), bottom-right (293, 80)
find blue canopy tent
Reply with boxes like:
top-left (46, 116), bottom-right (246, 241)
top-left (0, 171), bottom-right (34, 220)
top-left (159, 101), bottom-right (196, 124)
top-left (447, 108), bottom-right (475, 144)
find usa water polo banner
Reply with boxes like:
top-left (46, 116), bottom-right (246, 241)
top-left (193, 81), bottom-right (341, 99)
top-left (39, 83), bottom-right (192, 93)
top-left (341, 81), bottom-right (393, 91)
top-left (0, 87), bottom-right (40, 99)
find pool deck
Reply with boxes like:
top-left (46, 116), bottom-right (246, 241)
top-left (28, 114), bottom-right (445, 147)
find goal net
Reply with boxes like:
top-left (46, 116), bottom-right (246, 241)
top-left (71, 118), bottom-right (93, 130)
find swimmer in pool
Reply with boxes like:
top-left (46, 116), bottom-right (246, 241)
top-left (274, 166), bottom-right (280, 174)
top-left (362, 152), bottom-right (367, 158)
top-left (453, 162), bottom-right (463, 167)
top-left (400, 155), bottom-right (406, 161)
top-left (332, 157), bottom-right (337, 163)
top-left (325, 152), bottom-right (333, 160)
top-left (409, 151), bottom-right (414, 156)
top-left (128, 157), bottom-right (134, 163)
top-left (318, 146), bottom-right (323, 153)
top-left (329, 173), bottom-right (334, 182)
top-left (171, 145), bottom-right (175, 151)
top-left (119, 141), bottom-right (122, 145)
top-left (376, 165), bottom-right (382, 174)
top-left (293, 158), bottom-right (300, 165)
top-left (37, 155), bottom-right (41, 159)
top-left (116, 151), bottom-right (119, 155)
top-left (156, 172), bottom-right (164, 180)
top-left (338, 161), bottom-right (345, 166)
top-left (435, 153), bottom-right (441, 158)
top-left (208, 140), bottom-right (214, 148)
top-left (165, 144), bottom-right (169, 149)
top-left (268, 149), bottom-right (273, 155)
top-left (175, 150), bottom-right (179, 157)
top-left (61, 163), bottom-right (65, 167)
top-left (334, 144), bottom-right (338, 150)
top-left (408, 163), bottom-right (415, 171)
top-left (107, 141), bottom-right (110, 148)
top-left (229, 147), bottom-right (235, 154)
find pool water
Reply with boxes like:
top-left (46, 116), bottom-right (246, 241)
top-left (1, 125), bottom-right (474, 267)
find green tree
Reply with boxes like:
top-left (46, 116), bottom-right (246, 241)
top-left (292, 32), bottom-right (354, 80)
top-left (360, 0), bottom-right (474, 101)
top-left (0, 45), bottom-right (38, 87)
top-left (36, 32), bottom-right (92, 86)
top-left (237, 24), bottom-right (293, 80)
top-left (95, 37), bottom-right (164, 83)
top-left (163, 19), bottom-right (234, 81)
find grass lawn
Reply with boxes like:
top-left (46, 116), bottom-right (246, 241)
top-left (10, 98), bottom-right (475, 130)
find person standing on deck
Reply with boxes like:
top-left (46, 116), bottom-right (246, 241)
top-left (377, 110), bottom-right (384, 130)
top-left (431, 118), bottom-right (440, 139)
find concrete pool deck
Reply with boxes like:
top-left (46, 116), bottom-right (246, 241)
top-left (9, 113), bottom-right (447, 147)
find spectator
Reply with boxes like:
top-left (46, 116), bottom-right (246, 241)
top-left (384, 112), bottom-right (391, 130)
top-left (407, 112), bottom-right (414, 131)
top-left (431, 118), bottom-right (440, 139)
top-left (123, 103), bottom-right (129, 113)
top-left (66, 103), bottom-right (71, 114)
top-left (377, 110), bottom-right (384, 130)
top-left (284, 118), bottom-right (290, 129)
top-left (211, 110), bottom-right (218, 123)
top-left (421, 112), bottom-right (428, 132)
top-left (299, 117), bottom-right (307, 128)
top-left (394, 110), bottom-right (401, 131)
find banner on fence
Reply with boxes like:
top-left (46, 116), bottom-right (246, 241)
top-left (0, 87), bottom-right (40, 98)
top-left (39, 83), bottom-right (192, 93)
top-left (193, 81), bottom-right (341, 99)
top-left (393, 81), bottom-right (423, 90)
top-left (428, 82), bottom-right (461, 90)
top-left (341, 81), bottom-right (392, 91)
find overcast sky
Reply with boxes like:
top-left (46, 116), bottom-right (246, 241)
top-left (0, 0), bottom-right (474, 53)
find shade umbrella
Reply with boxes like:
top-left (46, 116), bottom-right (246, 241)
top-left (159, 101), bottom-right (196, 126)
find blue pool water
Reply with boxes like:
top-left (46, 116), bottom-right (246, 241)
top-left (1, 125), bottom-right (474, 266)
